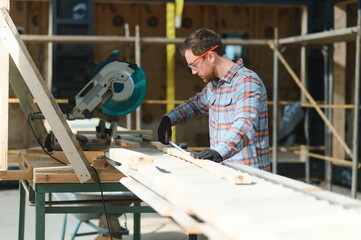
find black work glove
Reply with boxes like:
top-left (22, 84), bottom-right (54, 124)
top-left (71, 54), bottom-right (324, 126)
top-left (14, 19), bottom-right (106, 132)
top-left (192, 149), bottom-right (223, 163)
top-left (157, 116), bottom-right (172, 144)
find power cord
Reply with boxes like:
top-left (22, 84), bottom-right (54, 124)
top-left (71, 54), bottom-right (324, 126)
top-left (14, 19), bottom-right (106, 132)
top-left (27, 112), bottom-right (66, 165)
top-left (91, 166), bottom-right (114, 240)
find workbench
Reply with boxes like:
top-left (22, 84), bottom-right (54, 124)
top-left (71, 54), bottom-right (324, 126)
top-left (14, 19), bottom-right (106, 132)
top-left (15, 149), bottom-right (154, 240)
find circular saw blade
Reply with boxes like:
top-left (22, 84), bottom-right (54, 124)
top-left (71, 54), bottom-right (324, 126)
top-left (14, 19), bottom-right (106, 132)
top-left (100, 66), bottom-right (147, 117)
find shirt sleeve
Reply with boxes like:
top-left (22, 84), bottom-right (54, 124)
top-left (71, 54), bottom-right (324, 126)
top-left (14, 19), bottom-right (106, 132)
top-left (214, 77), bottom-right (262, 158)
top-left (166, 84), bottom-right (211, 125)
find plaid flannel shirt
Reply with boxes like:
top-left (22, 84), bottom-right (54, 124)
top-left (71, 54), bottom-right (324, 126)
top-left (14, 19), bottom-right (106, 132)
top-left (167, 59), bottom-right (270, 170)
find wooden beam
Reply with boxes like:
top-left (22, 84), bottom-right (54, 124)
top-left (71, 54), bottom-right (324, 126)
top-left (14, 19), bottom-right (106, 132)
top-left (33, 166), bottom-right (124, 183)
top-left (151, 142), bottom-right (252, 185)
top-left (109, 148), bottom-right (153, 170)
top-left (19, 34), bottom-right (269, 46)
top-left (279, 26), bottom-right (358, 45)
top-left (333, 4), bottom-right (347, 161)
top-left (0, 8), bottom-right (95, 183)
top-left (0, 2), bottom-right (9, 171)
top-left (0, 169), bottom-right (32, 180)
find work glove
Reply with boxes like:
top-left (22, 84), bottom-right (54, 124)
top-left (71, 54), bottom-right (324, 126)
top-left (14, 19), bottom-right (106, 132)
top-left (157, 116), bottom-right (172, 144)
top-left (192, 149), bottom-right (223, 163)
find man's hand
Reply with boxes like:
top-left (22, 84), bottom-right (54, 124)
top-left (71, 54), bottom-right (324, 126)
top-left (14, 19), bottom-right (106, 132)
top-left (157, 116), bottom-right (172, 144)
top-left (192, 149), bottom-right (223, 163)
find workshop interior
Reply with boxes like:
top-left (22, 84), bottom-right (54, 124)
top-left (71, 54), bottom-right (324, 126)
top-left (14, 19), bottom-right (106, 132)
top-left (1, 0), bottom-right (361, 239)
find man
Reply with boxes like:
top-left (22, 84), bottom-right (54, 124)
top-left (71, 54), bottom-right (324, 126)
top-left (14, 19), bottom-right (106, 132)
top-left (157, 28), bottom-right (270, 171)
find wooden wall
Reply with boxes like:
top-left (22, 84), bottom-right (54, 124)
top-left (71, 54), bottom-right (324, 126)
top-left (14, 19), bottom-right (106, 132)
top-left (7, 1), bottom-right (307, 149)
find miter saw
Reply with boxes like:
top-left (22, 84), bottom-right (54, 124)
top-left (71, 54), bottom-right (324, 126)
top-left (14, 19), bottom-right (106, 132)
top-left (44, 50), bottom-right (147, 151)
top-left (67, 50), bottom-right (147, 120)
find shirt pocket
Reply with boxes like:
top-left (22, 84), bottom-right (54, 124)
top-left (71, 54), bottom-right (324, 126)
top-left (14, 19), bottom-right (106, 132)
top-left (209, 95), bottom-right (235, 125)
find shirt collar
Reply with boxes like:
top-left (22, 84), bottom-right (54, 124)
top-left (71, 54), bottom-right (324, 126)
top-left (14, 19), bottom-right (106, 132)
top-left (217, 58), bottom-right (244, 84)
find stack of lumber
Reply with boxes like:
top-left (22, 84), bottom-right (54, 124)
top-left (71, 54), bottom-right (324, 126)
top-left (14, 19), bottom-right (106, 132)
top-left (109, 143), bottom-right (361, 240)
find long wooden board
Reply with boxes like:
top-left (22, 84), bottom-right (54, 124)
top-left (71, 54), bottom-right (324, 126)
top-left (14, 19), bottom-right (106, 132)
top-left (109, 146), bottom-right (361, 240)
top-left (0, 3), bottom-right (9, 171)
top-left (151, 141), bottom-right (252, 184)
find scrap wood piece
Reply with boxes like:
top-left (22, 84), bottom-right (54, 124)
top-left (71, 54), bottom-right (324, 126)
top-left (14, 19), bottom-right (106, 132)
top-left (118, 139), bottom-right (140, 148)
top-left (151, 141), bottom-right (252, 185)
top-left (109, 148), bottom-right (153, 170)
top-left (92, 158), bottom-right (116, 170)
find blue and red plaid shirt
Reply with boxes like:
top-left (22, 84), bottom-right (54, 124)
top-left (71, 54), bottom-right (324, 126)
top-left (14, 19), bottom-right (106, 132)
top-left (167, 59), bottom-right (270, 170)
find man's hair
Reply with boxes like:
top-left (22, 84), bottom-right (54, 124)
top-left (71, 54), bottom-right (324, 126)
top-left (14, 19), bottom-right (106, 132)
top-left (179, 28), bottom-right (225, 57)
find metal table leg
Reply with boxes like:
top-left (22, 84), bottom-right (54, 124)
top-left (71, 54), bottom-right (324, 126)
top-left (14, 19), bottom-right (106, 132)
top-left (189, 234), bottom-right (198, 240)
top-left (35, 190), bottom-right (46, 240)
top-left (133, 201), bottom-right (141, 240)
top-left (18, 181), bottom-right (26, 240)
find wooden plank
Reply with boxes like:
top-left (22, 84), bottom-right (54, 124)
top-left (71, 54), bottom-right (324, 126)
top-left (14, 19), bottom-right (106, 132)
top-left (151, 141), bottom-right (252, 185)
top-left (92, 158), bottom-right (114, 169)
top-left (119, 172), bottom-right (228, 238)
top-left (77, 129), bottom-right (153, 141)
top-left (333, 4), bottom-right (347, 160)
top-left (118, 160), bottom-right (238, 239)
top-left (34, 166), bottom-right (124, 183)
top-left (279, 26), bottom-right (358, 45)
top-left (119, 139), bottom-right (140, 148)
top-left (0, 169), bottom-right (32, 180)
top-left (0, 8), bottom-right (95, 183)
top-left (0, 3), bottom-right (9, 171)
top-left (110, 145), bottom-right (361, 240)
top-left (120, 177), bottom-right (173, 217)
top-left (109, 148), bottom-right (153, 170)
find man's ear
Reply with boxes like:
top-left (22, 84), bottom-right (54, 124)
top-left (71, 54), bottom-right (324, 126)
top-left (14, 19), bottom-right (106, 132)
top-left (208, 51), bottom-right (216, 63)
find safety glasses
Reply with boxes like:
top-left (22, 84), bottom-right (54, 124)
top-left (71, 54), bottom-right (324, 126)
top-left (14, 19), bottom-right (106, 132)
top-left (187, 45), bottom-right (219, 70)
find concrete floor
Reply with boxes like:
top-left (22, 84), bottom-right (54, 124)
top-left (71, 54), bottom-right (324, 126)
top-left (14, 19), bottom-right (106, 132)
top-left (0, 186), bottom-right (200, 240)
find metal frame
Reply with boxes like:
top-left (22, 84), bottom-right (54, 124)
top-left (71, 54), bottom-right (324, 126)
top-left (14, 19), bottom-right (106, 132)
top-left (18, 180), bottom-right (154, 240)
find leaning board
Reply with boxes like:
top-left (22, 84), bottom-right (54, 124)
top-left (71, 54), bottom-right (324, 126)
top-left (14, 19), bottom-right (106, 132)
top-left (109, 145), bottom-right (361, 240)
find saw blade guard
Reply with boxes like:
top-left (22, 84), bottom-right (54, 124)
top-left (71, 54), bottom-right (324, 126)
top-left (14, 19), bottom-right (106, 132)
top-left (99, 64), bottom-right (147, 117)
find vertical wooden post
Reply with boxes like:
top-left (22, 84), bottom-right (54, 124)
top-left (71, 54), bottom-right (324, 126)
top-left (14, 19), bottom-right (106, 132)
top-left (0, 2), bottom-right (9, 171)
top-left (300, 6), bottom-right (310, 183)
top-left (333, 3), bottom-right (346, 171)
top-left (351, 0), bottom-right (361, 198)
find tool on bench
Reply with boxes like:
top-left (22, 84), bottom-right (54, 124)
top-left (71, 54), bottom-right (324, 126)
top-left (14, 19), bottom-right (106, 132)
top-left (67, 50), bottom-right (147, 120)
top-left (169, 141), bottom-right (191, 155)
